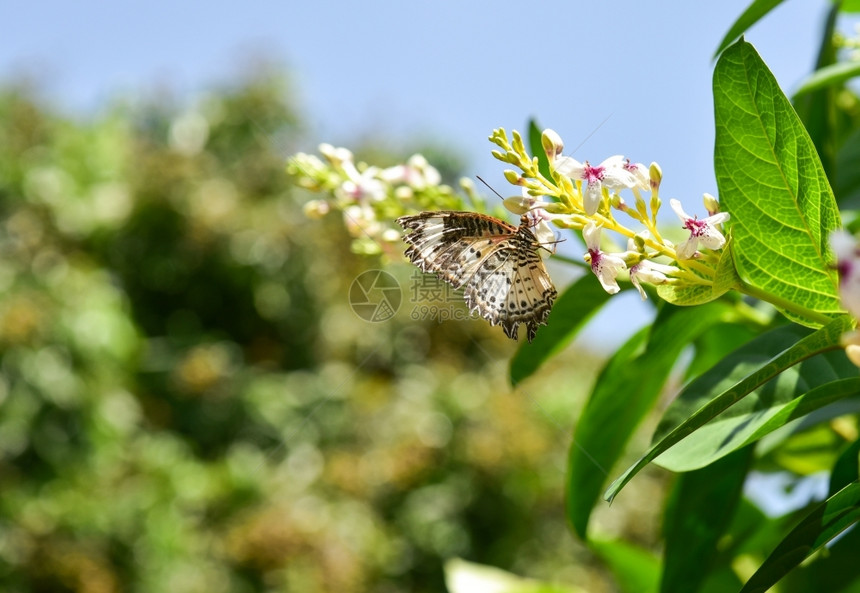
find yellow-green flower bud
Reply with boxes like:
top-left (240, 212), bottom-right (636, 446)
top-left (541, 129), bottom-right (564, 159)
top-left (703, 192), bottom-right (720, 215)
top-left (503, 197), bottom-right (530, 214)
top-left (504, 169), bottom-right (520, 185)
top-left (649, 162), bottom-right (662, 192)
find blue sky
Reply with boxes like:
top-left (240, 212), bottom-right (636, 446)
top-left (0, 0), bottom-right (846, 341)
top-left (2, 0), bottom-right (836, 200)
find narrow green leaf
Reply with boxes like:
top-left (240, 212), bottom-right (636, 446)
top-left (778, 521), bottom-right (860, 592)
top-left (603, 316), bottom-right (852, 503)
top-left (590, 539), bottom-right (660, 593)
top-left (795, 61), bottom-right (860, 97)
top-left (528, 118), bottom-right (552, 181)
top-left (653, 322), bottom-right (859, 472)
top-left (661, 448), bottom-right (753, 593)
top-left (739, 481), bottom-right (860, 593)
top-left (656, 377), bottom-right (860, 472)
top-left (568, 302), bottom-right (730, 538)
top-left (714, 0), bottom-right (785, 58)
top-left (510, 274), bottom-right (610, 385)
top-left (714, 40), bottom-right (841, 326)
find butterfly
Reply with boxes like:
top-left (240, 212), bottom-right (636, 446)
top-left (396, 211), bottom-right (557, 342)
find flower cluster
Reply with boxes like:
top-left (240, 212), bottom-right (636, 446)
top-left (288, 128), bottom-right (732, 303)
top-left (490, 127), bottom-right (730, 301)
top-left (288, 145), bottom-right (472, 254)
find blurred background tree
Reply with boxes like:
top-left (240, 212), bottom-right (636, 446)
top-left (0, 68), bottom-right (657, 593)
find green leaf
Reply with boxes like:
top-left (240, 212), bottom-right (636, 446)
top-left (658, 377), bottom-right (860, 472)
top-left (795, 61), bottom-right (860, 97)
top-left (653, 323), bottom-right (859, 472)
top-left (739, 481), bottom-right (860, 593)
top-left (658, 238), bottom-right (741, 306)
top-left (779, 521), bottom-right (860, 592)
top-left (656, 283), bottom-right (718, 307)
top-left (510, 274), bottom-right (610, 386)
top-left (714, 40), bottom-right (841, 327)
top-left (684, 322), bottom-right (758, 382)
top-left (589, 539), bottom-right (660, 593)
top-left (714, 0), bottom-right (785, 58)
top-left (528, 118), bottom-right (552, 181)
top-left (661, 448), bottom-right (753, 593)
top-left (603, 316), bottom-right (852, 503)
top-left (567, 302), bottom-right (730, 538)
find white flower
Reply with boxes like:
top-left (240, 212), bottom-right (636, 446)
top-left (583, 222), bottom-right (627, 294)
top-left (626, 234), bottom-right (674, 299)
top-left (670, 199), bottom-right (730, 259)
top-left (555, 155), bottom-right (638, 215)
top-left (525, 209), bottom-right (557, 253)
top-left (831, 230), bottom-right (860, 319)
top-left (337, 163), bottom-right (386, 203)
top-left (623, 160), bottom-right (650, 191)
top-left (379, 154), bottom-right (441, 189)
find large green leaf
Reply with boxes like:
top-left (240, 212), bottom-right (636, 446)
top-left (567, 302), bottom-right (730, 538)
top-left (714, 1), bottom-right (786, 58)
top-left (660, 448), bottom-right (753, 593)
top-left (739, 481), bottom-right (860, 593)
top-left (603, 316), bottom-right (852, 503)
top-left (510, 273), bottom-right (610, 386)
top-left (653, 324), bottom-right (859, 472)
top-left (714, 40), bottom-right (841, 327)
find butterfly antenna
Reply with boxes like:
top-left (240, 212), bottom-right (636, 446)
top-left (476, 176), bottom-right (506, 202)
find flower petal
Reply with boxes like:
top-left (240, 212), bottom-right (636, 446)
top-left (553, 155), bottom-right (583, 177)
top-left (583, 181), bottom-right (602, 215)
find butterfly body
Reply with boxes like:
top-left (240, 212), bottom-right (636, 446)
top-left (396, 211), bottom-right (557, 342)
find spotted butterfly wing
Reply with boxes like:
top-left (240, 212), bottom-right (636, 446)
top-left (396, 211), bottom-right (557, 341)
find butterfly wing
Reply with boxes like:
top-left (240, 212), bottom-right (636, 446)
top-left (462, 234), bottom-right (557, 341)
top-left (397, 212), bottom-right (519, 288)
top-left (397, 211), bottom-right (557, 341)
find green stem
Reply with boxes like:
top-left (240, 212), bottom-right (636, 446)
top-left (739, 281), bottom-right (834, 326)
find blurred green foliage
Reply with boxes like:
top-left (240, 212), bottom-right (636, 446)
top-left (0, 72), bottom-right (645, 592)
